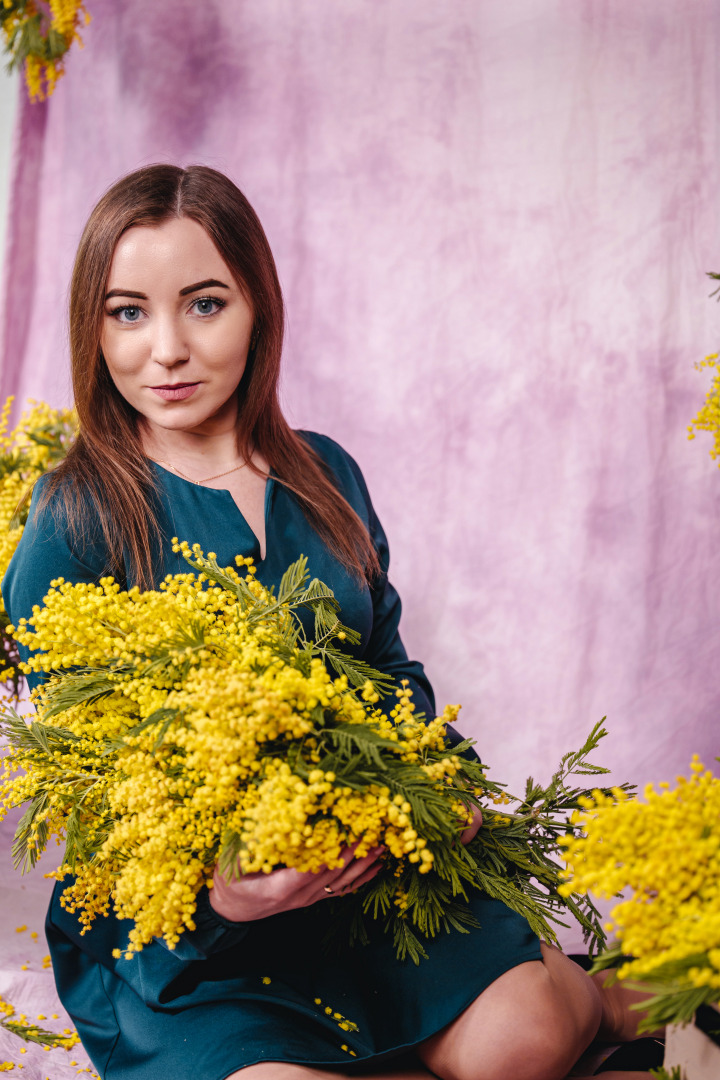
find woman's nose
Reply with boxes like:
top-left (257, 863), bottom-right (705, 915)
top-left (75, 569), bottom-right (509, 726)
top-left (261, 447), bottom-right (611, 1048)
top-left (151, 315), bottom-right (189, 367)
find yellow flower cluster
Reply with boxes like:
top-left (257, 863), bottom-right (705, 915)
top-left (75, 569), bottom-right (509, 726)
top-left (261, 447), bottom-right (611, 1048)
top-left (0, 992), bottom-right (81, 1054)
top-left (1, 0), bottom-right (90, 101)
top-left (0, 396), bottom-right (76, 692)
top-left (688, 352), bottom-right (720, 460)
top-left (560, 758), bottom-right (720, 995)
top-left (2, 541), bottom-right (474, 959)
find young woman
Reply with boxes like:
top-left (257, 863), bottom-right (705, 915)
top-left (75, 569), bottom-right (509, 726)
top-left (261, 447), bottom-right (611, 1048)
top-left (3, 165), bottom-right (652, 1080)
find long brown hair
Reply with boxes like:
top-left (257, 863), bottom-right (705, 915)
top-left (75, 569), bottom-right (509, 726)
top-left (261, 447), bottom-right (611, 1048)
top-left (43, 164), bottom-right (379, 586)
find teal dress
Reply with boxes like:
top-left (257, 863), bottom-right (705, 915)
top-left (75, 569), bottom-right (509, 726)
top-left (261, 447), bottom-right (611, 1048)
top-left (2, 432), bottom-right (541, 1080)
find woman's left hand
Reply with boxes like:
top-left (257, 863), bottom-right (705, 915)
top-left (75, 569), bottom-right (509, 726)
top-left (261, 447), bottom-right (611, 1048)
top-left (459, 807), bottom-right (483, 845)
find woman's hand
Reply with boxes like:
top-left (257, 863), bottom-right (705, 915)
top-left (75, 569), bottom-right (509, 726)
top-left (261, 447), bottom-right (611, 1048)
top-left (459, 807), bottom-right (482, 846)
top-left (209, 844), bottom-right (385, 923)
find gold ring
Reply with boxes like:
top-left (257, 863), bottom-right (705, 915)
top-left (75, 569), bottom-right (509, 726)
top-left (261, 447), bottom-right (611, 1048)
top-left (324, 886), bottom-right (334, 894)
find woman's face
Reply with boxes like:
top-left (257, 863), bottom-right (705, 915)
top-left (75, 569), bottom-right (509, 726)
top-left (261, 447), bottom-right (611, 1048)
top-left (100, 216), bottom-right (254, 439)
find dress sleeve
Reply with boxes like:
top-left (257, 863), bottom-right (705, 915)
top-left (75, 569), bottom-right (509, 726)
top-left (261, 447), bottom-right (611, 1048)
top-left (46, 882), bottom-right (250, 1010)
top-left (302, 433), bottom-right (477, 759)
top-left (346, 460), bottom-right (436, 717)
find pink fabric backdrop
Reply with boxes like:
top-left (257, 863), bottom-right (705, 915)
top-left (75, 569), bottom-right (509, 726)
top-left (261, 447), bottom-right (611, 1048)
top-left (1, 2), bottom-right (719, 1070)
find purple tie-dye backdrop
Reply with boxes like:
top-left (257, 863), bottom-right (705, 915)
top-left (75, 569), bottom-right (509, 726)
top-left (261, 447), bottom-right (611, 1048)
top-left (1, 2), bottom-right (719, 1071)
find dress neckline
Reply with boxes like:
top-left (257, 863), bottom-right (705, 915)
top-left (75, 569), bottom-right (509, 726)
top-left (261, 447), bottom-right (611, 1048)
top-left (149, 460), bottom-right (274, 564)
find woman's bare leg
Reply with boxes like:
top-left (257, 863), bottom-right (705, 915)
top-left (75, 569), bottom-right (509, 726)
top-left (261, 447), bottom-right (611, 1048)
top-left (590, 970), bottom-right (664, 1041)
top-left (227, 946), bottom-right (660, 1080)
top-left (226, 1061), bottom-right (653, 1079)
top-left (418, 943), bottom-right (602, 1080)
top-left (226, 1065), bottom-right (433, 1079)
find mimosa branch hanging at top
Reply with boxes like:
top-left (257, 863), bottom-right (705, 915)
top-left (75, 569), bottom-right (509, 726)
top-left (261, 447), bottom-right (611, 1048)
top-left (1, 0), bottom-right (90, 101)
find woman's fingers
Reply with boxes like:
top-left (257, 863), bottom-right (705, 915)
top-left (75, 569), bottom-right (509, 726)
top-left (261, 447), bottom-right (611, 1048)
top-left (211, 863), bottom-right (331, 921)
top-left (209, 843), bottom-right (387, 921)
top-left (334, 858), bottom-right (384, 895)
top-left (319, 845), bottom-right (385, 898)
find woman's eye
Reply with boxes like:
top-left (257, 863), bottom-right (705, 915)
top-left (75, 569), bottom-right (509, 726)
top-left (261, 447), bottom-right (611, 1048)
top-left (191, 296), bottom-right (224, 316)
top-left (110, 305), bottom-right (143, 324)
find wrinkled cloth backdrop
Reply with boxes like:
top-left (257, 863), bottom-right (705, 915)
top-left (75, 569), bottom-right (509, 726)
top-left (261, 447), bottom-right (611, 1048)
top-left (0, 2), bottom-right (719, 1073)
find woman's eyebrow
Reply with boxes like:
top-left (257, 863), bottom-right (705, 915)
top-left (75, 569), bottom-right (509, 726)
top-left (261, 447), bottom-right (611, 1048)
top-left (103, 280), bottom-right (231, 302)
top-left (179, 278), bottom-right (230, 296)
top-left (105, 288), bottom-right (147, 301)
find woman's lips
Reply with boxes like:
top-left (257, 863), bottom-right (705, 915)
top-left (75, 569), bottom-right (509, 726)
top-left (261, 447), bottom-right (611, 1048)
top-left (149, 383), bottom-right (200, 401)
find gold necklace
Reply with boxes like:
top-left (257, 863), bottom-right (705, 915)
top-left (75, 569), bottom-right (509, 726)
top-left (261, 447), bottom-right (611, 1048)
top-left (153, 459), bottom-right (247, 486)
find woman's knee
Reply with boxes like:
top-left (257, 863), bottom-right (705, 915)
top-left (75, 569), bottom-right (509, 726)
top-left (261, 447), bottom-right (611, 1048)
top-left (537, 944), bottom-right (603, 1054)
top-left (418, 946), bottom-right (602, 1080)
top-left (421, 1024), bottom-right (579, 1080)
